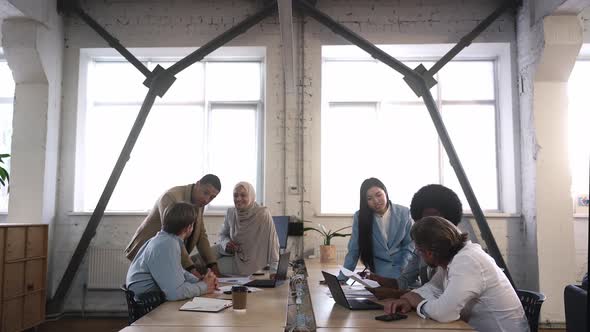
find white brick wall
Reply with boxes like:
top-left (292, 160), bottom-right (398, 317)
top-left (47, 0), bottom-right (589, 319)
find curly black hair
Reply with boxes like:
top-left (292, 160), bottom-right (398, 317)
top-left (410, 184), bottom-right (462, 225)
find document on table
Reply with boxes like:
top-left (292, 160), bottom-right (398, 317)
top-left (217, 276), bottom-right (252, 284)
top-left (179, 297), bottom-right (233, 312)
top-left (340, 267), bottom-right (380, 288)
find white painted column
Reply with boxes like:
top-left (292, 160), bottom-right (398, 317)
top-left (533, 15), bottom-right (581, 322)
top-left (2, 18), bottom-right (51, 224)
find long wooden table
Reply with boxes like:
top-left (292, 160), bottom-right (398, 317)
top-left (124, 259), bottom-right (474, 331)
top-left (306, 259), bottom-right (473, 331)
top-left (131, 277), bottom-right (289, 329)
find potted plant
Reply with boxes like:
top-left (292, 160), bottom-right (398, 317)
top-left (304, 223), bottom-right (351, 264)
top-left (0, 153), bottom-right (9, 189)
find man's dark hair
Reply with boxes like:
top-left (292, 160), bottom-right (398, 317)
top-left (162, 202), bottom-right (197, 235)
top-left (199, 174), bottom-right (221, 191)
top-left (410, 216), bottom-right (468, 263)
top-left (410, 184), bottom-right (463, 225)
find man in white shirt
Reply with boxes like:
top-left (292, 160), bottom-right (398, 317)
top-left (383, 216), bottom-right (529, 332)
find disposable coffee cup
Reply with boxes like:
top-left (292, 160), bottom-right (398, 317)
top-left (231, 285), bottom-right (248, 310)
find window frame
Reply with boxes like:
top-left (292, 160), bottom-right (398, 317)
top-left (0, 55), bottom-right (14, 213)
top-left (75, 47), bottom-right (266, 213)
top-left (317, 43), bottom-right (518, 215)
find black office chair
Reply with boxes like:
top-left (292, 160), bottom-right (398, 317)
top-left (121, 284), bottom-right (166, 325)
top-left (564, 284), bottom-right (587, 332)
top-left (516, 289), bottom-right (546, 332)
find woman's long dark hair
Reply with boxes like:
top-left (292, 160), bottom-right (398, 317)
top-left (358, 177), bottom-right (390, 272)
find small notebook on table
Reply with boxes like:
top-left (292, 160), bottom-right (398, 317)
top-left (179, 297), bottom-right (233, 312)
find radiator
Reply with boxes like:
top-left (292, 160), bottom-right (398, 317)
top-left (87, 247), bottom-right (130, 290)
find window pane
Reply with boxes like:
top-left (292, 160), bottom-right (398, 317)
top-left (323, 61), bottom-right (381, 101)
top-left (441, 104), bottom-right (498, 210)
top-left (378, 104), bottom-right (439, 206)
top-left (568, 60), bottom-right (590, 198)
top-left (208, 104), bottom-right (258, 207)
top-left (90, 62), bottom-right (147, 103)
top-left (0, 61), bottom-right (15, 98)
top-left (439, 61), bottom-right (495, 101)
top-left (0, 103), bottom-right (12, 211)
top-left (83, 105), bottom-right (204, 211)
top-left (153, 62), bottom-right (204, 103)
top-left (206, 62), bottom-right (261, 101)
top-left (321, 103), bottom-right (377, 213)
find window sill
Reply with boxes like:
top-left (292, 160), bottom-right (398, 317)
top-left (67, 209), bottom-right (228, 217)
top-left (314, 211), bottom-right (522, 219)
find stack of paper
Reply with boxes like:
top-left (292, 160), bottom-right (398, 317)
top-left (179, 297), bottom-right (233, 312)
top-left (340, 267), bottom-right (380, 288)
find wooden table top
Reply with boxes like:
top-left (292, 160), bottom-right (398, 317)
top-left (121, 327), bottom-right (284, 332)
top-left (306, 259), bottom-right (473, 331)
top-left (128, 259), bottom-right (473, 331)
top-left (132, 280), bottom-right (290, 328)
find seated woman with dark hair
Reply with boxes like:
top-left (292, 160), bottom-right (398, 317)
top-left (215, 181), bottom-right (280, 276)
top-left (338, 177), bottom-right (414, 281)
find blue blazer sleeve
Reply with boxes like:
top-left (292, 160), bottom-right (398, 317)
top-left (397, 209), bottom-right (415, 269)
top-left (338, 211), bottom-right (360, 280)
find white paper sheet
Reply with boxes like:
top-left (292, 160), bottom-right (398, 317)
top-left (340, 267), bottom-right (380, 288)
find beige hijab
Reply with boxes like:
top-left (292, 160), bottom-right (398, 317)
top-left (227, 182), bottom-right (280, 275)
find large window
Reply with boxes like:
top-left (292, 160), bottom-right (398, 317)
top-left (568, 57), bottom-right (590, 210)
top-left (0, 59), bottom-right (14, 212)
top-left (321, 45), bottom-right (507, 214)
top-left (77, 49), bottom-right (264, 212)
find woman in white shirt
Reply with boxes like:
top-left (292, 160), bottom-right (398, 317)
top-left (384, 216), bottom-right (529, 332)
top-left (215, 181), bottom-right (280, 276)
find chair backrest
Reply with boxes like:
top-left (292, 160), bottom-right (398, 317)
top-left (121, 284), bottom-right (165, 325)
top-left (564, 284), bottom-right (588, 332)
top-left (516, 289), bottom-right (546, 332)
top-left (272, 216), bottom-right (290, 249)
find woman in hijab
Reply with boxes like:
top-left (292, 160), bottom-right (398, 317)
top-left (215, 181), bottom-right (280, 276)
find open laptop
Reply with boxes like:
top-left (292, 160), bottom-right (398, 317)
top-left (322, 271), bottom-right (383, 310)
top-left (244, 251), bottom-right (290, 288)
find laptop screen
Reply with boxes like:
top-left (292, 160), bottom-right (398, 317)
top-left (275, 251), bottom-right (291, 280)
top-left (272, 216), bottom-right (289, 249)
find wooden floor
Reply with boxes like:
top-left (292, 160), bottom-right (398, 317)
top-left (35, 317), bottom-right (565, 332)
top-left (37, 318), bottom-right (128, 332)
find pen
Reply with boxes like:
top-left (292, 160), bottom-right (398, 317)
top-left (350, 266), bottom-right (368, 286)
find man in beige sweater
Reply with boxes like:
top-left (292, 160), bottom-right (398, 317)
top-left (125, 174), bottom-right (222, 277)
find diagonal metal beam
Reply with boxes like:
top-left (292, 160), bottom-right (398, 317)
top-left (48, 1), bottom-right (279, 314)
top-left (420, 86), bottom-right (514, 287)
top-left (167, 2), bottom-right (277, 76)
top-left (294, 0), bottom-right (515, 287)
top-left (277, 0), bottom-right (296, 94)
top-left (427, 0), bottom-right (516, 77)
top-left (67, 4), bottom-right (152, 79)
top-left (47, 86), bottom-right (159, 314)
top-left (293, 0), bottom-right (421, 83)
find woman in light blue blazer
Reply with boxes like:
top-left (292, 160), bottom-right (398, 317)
top-left (340, 178), bottom-right (414, 280)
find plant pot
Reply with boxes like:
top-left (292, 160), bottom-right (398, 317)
top-left (319, 244), bottom-right (337, 264)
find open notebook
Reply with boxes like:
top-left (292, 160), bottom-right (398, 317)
top-left (179, 297), bottom-right (233, 312)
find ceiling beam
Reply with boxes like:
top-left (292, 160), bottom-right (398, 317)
top-left (277, 0), bottom-right (296, 94)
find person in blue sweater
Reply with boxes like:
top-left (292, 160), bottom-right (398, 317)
top-left (339, 177), bottom-right (414, 280)
top-left (126, 202), bottom-right (218, 301)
